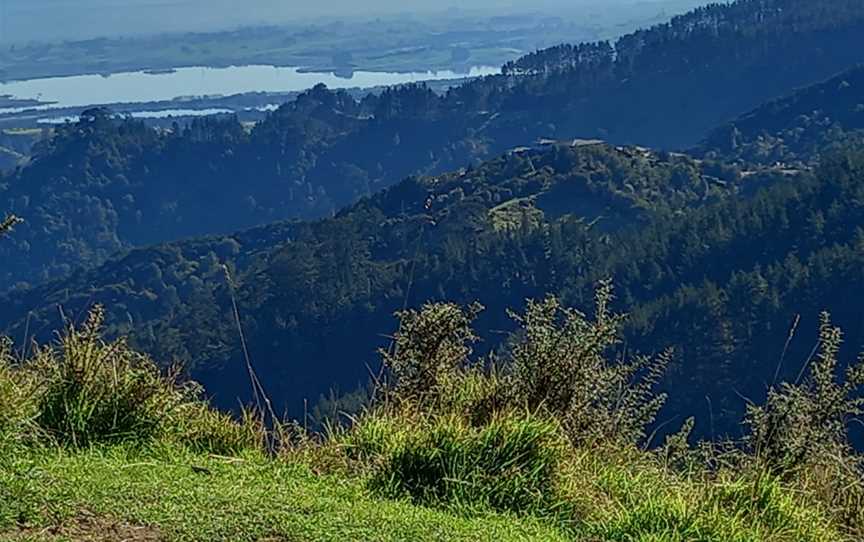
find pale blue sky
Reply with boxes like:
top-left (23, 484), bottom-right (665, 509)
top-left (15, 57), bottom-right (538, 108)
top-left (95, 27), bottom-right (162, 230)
top-left (0, 0), bottom-right (709, 43)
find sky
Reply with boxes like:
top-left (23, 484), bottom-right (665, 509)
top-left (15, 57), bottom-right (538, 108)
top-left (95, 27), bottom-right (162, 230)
top-left (0, 0), bottom-right (708, 43)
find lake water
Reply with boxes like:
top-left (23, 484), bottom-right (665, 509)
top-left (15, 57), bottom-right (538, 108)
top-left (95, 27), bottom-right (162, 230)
top-left (0, 65), bottom-right (499, 112)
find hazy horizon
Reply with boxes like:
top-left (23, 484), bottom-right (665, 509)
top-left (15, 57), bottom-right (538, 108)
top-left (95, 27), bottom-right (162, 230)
top-left (0, 0), bottom-right (709, 44)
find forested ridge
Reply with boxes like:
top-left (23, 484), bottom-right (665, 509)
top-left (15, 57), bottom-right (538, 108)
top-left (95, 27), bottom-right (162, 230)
top-left (0, 142), bottom-right (744, 397)
top-left (698, 65), bottom-right (864, 164)
top-left (4, 0), bottom-right (864, 290)
top-left (2, 119), bottom-right (861, 439)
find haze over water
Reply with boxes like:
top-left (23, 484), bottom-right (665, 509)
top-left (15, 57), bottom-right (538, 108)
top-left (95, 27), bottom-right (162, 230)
top-left (0, 65), bottom-right (500, 111)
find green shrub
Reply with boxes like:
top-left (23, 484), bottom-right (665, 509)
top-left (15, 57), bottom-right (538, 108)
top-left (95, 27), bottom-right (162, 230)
top-left (380, 301), bottom-right (483, 407)
top-left (341, 412), bottom-right (409, 463)
top-left (745, 312), bottom-right (864, 475)
top-left (379, 283), bottom-right (669, 448)
top-left (507, 282), bottom-right (670, 446)
top-left (362, 412), bottom-right (571, 518)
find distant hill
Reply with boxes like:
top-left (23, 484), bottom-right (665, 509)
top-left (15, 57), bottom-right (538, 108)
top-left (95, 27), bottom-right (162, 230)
top-left (698, 65), bottom-right (864, 164)
top-left (0, 0), bottom-right (704, 43)
top-left (0, 138), bottom-right (794, 432)
top-left (0, 93), bottom-right (496, 288)
top-left (485, 0), bottom-right (864, 148)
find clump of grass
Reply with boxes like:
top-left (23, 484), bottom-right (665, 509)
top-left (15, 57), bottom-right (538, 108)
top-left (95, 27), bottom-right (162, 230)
top-left (0, 306), bottom-right (264, 455)
top-left (27, 306), bottom-right (192, 447)
top-left (166, 403), bottom-right (265, 456)
top-left (583, 466), bottom-right (839, 542)
top-left (0, 339), bottom-right (44, 526)
top-left (359, 412), bottom-right (571, 518)
top-left (0, 338), bottom-right (41, 450)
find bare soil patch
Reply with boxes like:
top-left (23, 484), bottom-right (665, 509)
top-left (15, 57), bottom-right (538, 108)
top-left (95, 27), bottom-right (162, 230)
top-left (1, 512), bottom-right (163, 541)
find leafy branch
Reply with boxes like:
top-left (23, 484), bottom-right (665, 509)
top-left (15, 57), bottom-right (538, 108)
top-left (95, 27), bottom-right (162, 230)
top-left (0, 215), bottom-right (22, 238)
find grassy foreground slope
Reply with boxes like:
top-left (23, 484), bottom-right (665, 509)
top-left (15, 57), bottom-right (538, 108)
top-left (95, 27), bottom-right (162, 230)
top-left (1, 441), bottom-right (843, 542)
top-left (2, 448), bottom-right (566, 542)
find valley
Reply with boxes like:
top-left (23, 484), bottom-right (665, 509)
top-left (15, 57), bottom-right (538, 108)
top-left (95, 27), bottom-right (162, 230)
top-left (4, 1), bottom-right (864, 540)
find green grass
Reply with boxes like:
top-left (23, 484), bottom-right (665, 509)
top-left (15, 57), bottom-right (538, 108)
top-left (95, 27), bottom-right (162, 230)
top-left (0, 305), bottom-right (859, 542)
top-left (0, 446), bottom-right (569, 542)
top-left (1, 441), bottom-right (848, 542)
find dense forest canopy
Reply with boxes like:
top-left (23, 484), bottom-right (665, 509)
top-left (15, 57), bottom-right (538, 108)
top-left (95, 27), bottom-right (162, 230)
top-left (698, 65), bottom-right (864, 164)
top-left (3, 0), bottom-right (864, 291)
top-left (2, 116), bottom-right (859, 439)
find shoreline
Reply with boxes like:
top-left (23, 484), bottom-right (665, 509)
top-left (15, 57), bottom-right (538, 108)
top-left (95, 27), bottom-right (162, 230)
top-left (0, 74), bottom-right (484, 129)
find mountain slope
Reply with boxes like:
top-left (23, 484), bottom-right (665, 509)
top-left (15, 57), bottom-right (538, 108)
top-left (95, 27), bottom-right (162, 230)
top-left (481, 0), bottom-right (864, 148)
top-left (0, 140), bottom-right (776, 428)
top-left (6, 120), bottom-right (863, 438)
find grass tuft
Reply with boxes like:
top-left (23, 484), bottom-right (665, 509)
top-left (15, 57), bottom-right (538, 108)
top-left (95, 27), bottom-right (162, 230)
top-left (362, 412), bottom-right (571, 518)
top-left (28, 307), bottom-right (191, 448)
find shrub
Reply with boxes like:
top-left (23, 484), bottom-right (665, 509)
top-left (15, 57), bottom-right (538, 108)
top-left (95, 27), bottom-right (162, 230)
top-left (381, 301), bottom-right (483, 407)
top-left (739, 312), bottom-right (864, 536)
top-left (745, 312), bottom-right (864, 474)
top-left (507, 281), bottom-right (670, 446)
top-left (379, 283), bottom-right (670, 447)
